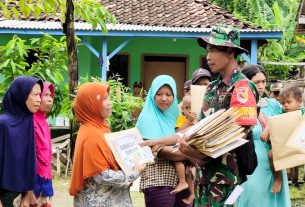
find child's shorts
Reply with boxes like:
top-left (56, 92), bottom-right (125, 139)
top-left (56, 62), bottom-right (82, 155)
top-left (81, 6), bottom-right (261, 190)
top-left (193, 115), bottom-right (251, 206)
top-left (34, 174), bottom-right (54, 197)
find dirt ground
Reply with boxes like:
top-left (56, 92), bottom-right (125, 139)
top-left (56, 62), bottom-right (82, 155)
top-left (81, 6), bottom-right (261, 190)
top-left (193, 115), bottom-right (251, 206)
top-left (51, 178), bottom-right (73, 207)
top-left (51, 177), bottom-right (144, 207)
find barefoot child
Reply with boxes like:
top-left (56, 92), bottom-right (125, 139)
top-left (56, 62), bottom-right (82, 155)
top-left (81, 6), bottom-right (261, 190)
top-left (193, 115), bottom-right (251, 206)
top-left (173, 94), bottom-right (196, 204)
top-left (259, 112), bottom-right (283, 193)
top-left (279, 86), bottom-right (303, 186)
top-left (260, 85), bottom-right (303, 193)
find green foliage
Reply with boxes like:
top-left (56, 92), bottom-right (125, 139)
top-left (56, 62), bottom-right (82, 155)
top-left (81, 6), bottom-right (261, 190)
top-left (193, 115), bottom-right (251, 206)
top-left (60, 76), bottom-right (145, 132)
top-left (1, 0), bottom-right (116, 31)
top-left (212, 0), bottom-right (304, 80)
top-left (107, 76), bottom-right (145, 132)
top-left (233, 0), bottom-right (251, 21)
top-left (290, 184), bottom-right (305, 199)
top-left (0, 34), bottom-right (68, 117)
top-left (211, 0), bottom-right (235, 11)
top-left (255, 0), bottom-right (303, 80)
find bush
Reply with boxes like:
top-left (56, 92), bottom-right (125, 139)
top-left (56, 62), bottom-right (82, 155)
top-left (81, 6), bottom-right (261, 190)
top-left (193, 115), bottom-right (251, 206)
top-left (63, 76), bottom-right (145, 132)
top-left (0, 34), bottom-right (68, 116)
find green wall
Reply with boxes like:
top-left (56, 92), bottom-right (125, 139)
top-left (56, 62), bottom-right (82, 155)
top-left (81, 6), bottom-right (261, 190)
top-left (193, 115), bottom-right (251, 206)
top-left (1, 34), bottom-right (208, 87)
top-left (83, 36), bottom-right (207, 87)
top-left (0, 34), bottom-right (12, 45)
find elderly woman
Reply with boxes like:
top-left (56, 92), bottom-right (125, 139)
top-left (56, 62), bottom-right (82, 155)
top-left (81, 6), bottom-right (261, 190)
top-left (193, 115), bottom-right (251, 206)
top-left (33, 83), bottom-right (55, 207)
top-left (0, 76), bottom-right (43, 207)
top-left (69, 82), bottom-right (145, 207)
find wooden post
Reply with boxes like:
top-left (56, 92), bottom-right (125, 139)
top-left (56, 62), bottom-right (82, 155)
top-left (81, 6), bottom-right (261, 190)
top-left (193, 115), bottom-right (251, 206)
top-left (56, 148), bottom-right (61, 175)
top-left (299, 65), bottom-right (305, 78)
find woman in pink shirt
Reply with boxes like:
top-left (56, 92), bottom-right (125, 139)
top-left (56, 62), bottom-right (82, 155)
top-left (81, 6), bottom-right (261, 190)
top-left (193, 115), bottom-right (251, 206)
top-left (33, 83), bottom-right (55, 207)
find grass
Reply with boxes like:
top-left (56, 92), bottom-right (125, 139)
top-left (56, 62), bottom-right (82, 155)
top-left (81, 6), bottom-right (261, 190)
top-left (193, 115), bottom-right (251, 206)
top-left (52, 175), bottom-right (145, 206)
top-left (290, 184), bottom-right (305, 198)
top-left (288, 167), bottom-right (305, 206)
top-left (131, 192), bottom-right (145, 207)
top-left (130, 185), bottom-right (305, 206)
top-left (52, 173), bottom-right (305, 206)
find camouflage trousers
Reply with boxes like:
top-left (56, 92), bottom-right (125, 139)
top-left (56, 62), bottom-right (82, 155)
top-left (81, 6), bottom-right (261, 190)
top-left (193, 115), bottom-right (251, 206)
top-left (194, 153), bottom-right (239, 207)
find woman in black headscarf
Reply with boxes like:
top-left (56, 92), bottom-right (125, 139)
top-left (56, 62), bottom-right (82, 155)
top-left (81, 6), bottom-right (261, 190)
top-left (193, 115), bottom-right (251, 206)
top-left (0, 76), bottom-right (43, 207)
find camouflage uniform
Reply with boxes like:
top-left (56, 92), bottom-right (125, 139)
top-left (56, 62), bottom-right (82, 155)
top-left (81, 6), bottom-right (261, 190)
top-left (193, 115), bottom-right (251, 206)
top-left (194, 70), bottom-right (258, 207)
top-left (195, 24), bottom-right (258, 206)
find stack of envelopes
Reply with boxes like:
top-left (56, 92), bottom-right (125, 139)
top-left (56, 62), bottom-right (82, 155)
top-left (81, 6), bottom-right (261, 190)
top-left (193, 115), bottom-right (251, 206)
top-left (183, 108), bottom-right (248, 158)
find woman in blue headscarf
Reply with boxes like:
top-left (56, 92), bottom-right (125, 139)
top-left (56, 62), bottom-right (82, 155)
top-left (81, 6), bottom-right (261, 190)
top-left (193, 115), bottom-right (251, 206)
top-left (137, 75), bottom-right (192, 207)
top-left (0, 76), bottom-right (43, 207)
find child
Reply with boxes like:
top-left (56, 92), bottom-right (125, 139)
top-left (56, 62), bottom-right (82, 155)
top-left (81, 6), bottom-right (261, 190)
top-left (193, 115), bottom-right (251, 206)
top-left (269, 82), bottom-right (283, 102)
top-left (280, 86), bottom-right (303, 114)
top-left (173, 94), bottom-right (196, 205)
top-left (176, 95), bottom-right (196, 131)
top-left (279, 86), bottom-right (303, 186)
top-left (260, 85), bottom-right (303, 193)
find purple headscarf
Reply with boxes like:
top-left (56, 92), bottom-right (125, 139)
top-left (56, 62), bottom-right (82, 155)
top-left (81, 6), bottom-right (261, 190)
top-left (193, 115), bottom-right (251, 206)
top-left (0, 76), bottom-right (43, 192)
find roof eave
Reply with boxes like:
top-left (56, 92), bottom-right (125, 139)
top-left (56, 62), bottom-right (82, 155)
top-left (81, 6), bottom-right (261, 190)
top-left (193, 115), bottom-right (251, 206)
top-left (0, 28), bottom-right (283, 39)
top-left (0, 20), bottom-right (283, 39)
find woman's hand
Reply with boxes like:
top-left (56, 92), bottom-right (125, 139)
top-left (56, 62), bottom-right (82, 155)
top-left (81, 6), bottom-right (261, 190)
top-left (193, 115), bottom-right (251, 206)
top-left (133, 162), bottom-right (146, 174)
top-left (20, 191), bottom-right (37, 207)
top-left (179, 138), bottom-right (191, 155)
top-left (140, 140), bottom-right (163, 153)
top-left (140, 140), bottom-right (161, 147)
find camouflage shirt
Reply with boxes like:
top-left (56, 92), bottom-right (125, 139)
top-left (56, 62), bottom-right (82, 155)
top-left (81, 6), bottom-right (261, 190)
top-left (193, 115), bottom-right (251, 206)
top-left (195, 69), bottom-right (258, 207)
top-left (201, 70), bottom-right (257, 118)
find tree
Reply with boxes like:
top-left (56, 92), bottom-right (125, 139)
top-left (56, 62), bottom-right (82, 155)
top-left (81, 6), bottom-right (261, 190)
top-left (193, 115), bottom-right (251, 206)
top-left (1, 0), bottom-right (116, 160)
top-left (211, 0), bottom-right (304, 80)
top-left (0, 34), bottom-right (68, 115)
top-left (0, 0), bottom-right (116, 95)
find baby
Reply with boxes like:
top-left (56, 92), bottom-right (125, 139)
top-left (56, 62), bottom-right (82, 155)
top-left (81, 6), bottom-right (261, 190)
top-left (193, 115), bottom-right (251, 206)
top-left (173, 94), bottom-right (196, 204)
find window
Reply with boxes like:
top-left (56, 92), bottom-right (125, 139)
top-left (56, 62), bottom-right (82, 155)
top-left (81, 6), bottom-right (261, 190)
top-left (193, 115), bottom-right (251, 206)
top-left (108, 54), bottom-right (129, 86)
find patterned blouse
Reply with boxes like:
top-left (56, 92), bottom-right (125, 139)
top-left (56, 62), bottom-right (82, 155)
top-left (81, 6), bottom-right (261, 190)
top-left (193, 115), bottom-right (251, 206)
top-left (74, 169), bottom-right (139, 207)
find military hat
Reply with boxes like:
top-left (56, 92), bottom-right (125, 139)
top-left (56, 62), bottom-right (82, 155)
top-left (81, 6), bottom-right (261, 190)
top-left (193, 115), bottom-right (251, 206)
top-left (192, 68), bottom-right (211, 84)
top-left (197, 24), bottom-right (248, 54)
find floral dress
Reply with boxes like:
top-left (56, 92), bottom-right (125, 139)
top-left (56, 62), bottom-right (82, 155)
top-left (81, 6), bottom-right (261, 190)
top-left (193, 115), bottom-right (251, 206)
top-left (74, 169), bottom-right (139, 207)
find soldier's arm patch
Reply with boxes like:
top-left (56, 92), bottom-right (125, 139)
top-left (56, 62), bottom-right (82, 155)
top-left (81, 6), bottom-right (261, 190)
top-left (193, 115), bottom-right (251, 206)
top-left (230, 80), bottom-right (257, 126)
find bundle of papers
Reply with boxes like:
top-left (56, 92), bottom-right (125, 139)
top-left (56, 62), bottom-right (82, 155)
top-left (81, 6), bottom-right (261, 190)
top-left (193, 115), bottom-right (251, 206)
top-left (105, 128), bottom-right (154, 174)
top-left (183, 108), bottom-right (247, 158)
top-left (190, 85), bottom-right (206, 121)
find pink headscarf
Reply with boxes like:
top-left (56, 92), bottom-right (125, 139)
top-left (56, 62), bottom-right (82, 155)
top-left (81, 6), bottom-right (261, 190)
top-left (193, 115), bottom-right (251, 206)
top-left (33, 83), bottom-right (55, 179)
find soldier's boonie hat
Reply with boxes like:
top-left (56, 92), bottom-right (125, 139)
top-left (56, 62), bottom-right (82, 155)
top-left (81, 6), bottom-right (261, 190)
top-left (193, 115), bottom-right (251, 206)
top-left (197, 24), bottom-right (248, 54)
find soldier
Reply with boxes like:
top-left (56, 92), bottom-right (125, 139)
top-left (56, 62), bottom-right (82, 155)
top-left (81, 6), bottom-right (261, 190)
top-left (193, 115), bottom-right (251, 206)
top-left (179, 24), bottom-right (259, 207)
